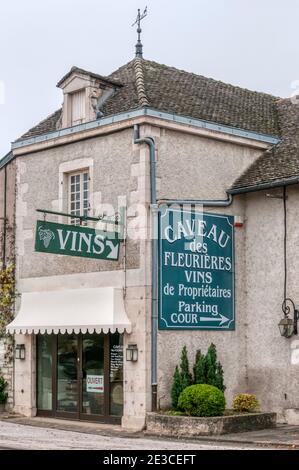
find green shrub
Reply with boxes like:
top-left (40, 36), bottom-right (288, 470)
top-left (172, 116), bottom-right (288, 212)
top-left (193, 350), bottom-right (205, 384)
top-left (233, 394), bottom-right (259, 413)
top-left (178, 384), bottom-right (226, 417)
top-left (171, 346), bottom-right (192, 409)
top-left (180, 345), bottom-right (192, 389)
top-left (0, 376), bottom-right (8, 404)
top-left (193, 344), bottom-right (226, 392)
top-left (171, 366), bottom-right (182, 409)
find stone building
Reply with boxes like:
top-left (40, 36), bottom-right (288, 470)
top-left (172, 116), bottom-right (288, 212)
top-left (0, 153), bottom-right (16, 410)
top-left (2, 50), bottom-right (299, 428)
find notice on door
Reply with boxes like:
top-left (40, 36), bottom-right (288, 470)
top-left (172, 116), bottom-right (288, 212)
top-left (159, 208), bottom-right (235, 330)
top-left (110, 345), bottom-right (123, 379)
top-left (86, 375), bottom-right (104, 393)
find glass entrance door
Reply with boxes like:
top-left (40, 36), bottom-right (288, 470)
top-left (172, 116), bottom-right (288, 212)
top-left (56, 334), bottom-right (79, 417)
top-left (37, 332), bottom-right (123, 423)
top-left (81, 333), bottom-right (105, 417)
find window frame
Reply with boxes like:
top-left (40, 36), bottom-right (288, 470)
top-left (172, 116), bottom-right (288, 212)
top-left (68, 169), bottom-right (90, 225)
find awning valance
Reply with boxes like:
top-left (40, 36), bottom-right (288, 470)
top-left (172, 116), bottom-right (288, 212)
top-left (6, 287), bottom-right (131, 335)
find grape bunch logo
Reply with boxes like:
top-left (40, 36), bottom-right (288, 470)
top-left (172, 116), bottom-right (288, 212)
top-left (38, 226), bottom-right (55, 248)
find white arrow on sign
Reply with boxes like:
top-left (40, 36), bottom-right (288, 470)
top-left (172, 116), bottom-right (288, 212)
top-left (106, 240), bottom-right (119, 260)
top-left (200, 314), bottom-right (230, 326)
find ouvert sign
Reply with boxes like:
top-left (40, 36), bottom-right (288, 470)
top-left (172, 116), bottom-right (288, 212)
top-left (159, 208), bottom-right (235, 330)
top-left (35, 220), bottom-right (120, 261)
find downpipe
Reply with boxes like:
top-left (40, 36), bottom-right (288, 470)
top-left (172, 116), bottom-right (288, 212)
top-left (2, 165), bottom-right (7, 266)
top-left (134, 125), bottom-right (158, 411)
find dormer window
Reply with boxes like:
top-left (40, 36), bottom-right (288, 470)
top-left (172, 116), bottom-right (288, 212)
top-left (57, 66), bottom-right (122, 129)
top-left (71, 90), bottom-right (86, 125)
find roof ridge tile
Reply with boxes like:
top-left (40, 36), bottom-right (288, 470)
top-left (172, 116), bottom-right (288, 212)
top-left (133, 58), bottom-right (150, 107)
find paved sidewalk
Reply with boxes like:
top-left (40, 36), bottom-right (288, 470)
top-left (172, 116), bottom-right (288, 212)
top-left (1, 414), bottom-right (299, 449)
top-left (1, 414), bottom-right (139, 439)
top-left (199, 424), bottom-right (299, 448)
top-left (0, 419), bottom-right (262, 450)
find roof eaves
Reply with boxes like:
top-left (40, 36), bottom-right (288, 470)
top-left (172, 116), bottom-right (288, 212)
top-left (12, 106), bottom-right (280, 152)
top-left (228, 175), bottom-right (299, 194)
top-left (0, 151), bottom-right (14, 170)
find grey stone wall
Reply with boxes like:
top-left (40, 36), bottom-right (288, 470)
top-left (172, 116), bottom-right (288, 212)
top-left (156, 128), bottom-right (262, 200)
top-left (154, 126), bottom-right (261, 411)
top-left (154, 126), bottom-right (299, 421)
top-left (16, 128), bottom-right (140, 279)
top-left (244, 185), bottom-right (299, 421)
top-left (0, 160), bottom-right (16, 412)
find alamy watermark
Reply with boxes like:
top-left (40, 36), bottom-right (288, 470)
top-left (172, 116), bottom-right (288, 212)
top-left (89, 195), bottom-right (205, 243)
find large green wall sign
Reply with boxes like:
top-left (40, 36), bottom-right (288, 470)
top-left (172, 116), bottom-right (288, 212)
top-left (35, 220), bottom-right (120, 261)
top-left (159, 208), bottom-right (235, 330)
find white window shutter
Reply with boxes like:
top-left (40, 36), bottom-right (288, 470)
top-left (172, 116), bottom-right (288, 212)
top-left (72, 90), bottom-right (86, 125)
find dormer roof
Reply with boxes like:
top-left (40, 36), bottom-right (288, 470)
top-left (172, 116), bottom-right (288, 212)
top-left (56, 66), bottom-right (122, 89)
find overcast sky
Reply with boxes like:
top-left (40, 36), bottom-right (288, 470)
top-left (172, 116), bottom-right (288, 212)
top-left (0, 0), bottom-right (298, 157)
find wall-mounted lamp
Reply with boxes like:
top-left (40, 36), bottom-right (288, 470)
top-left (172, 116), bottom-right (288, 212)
top-left (279, 298), bottom-right (299, 338)
top-left (15, 344), bottom-right (25, 360)
top-left (126, 344), bottom-right (138, 362)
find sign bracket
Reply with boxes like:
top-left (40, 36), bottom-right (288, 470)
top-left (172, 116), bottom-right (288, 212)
top-left (36, 208), bottom-right (124, 226)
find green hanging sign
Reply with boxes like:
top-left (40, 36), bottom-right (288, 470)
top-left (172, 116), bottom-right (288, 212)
top-left (159, 208), bottom-right (235, 330)
top-left (35, 220), bottom-right (120, 261)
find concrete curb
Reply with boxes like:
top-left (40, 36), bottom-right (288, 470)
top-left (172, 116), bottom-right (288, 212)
top-left (144, 431), bottom-right (299, 449)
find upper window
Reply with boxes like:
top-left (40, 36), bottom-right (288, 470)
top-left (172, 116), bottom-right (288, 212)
top-left (68, 171), bottom-right (89, 225)
top-left (71, 90), bottom-right (86, 125)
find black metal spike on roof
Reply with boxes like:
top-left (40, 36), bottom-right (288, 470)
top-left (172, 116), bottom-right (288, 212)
top-left (132, 7), bottom-right (147, 58)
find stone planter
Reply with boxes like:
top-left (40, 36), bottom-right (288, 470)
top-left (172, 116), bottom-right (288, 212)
top-left (146, 412), bottom-right (277, 437)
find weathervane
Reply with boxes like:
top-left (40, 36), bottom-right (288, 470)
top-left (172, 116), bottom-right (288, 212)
top-left (132, 7), bottom-right (147, 58)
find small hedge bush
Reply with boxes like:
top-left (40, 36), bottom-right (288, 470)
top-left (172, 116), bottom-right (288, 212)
top-left (178, 384), bottom-right (225, 417)
top-left (171, 345), bottom-right (192, 409)
top-left (171, 344), bottom-right (225, 410)
top-left (233, 394), bottom-right (259, 413)
top-left (0, 376), bottom-right (8, 404)
top-left (193, 344), bottom-right (225, 392)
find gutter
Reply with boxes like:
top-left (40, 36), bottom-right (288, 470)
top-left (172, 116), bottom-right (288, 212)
top-left (0, 151), bottom-right (14, 171)
top-left (11, 107), bottom-right (280, 151)
top-left (133, 124), bottom-right (158, 412)
top-left (228, 176), bottom-right (299, 195)
top-left (158, 194), bottom-right (233, 207)
top-left (2, 165), bottom-right (7, 266)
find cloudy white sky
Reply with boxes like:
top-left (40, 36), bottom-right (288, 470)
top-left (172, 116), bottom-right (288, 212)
top-left (0, 0), bottom-right (298, 157)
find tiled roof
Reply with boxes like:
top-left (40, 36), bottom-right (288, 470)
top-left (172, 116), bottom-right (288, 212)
top-left (16, 58), bottom-right (281, 142)
top-left (106, 59), bottom-right (280, 136)
top-left (229, 99), bottom-right (299, 193)
top-left (18, 109), bottom-right (62, 141)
